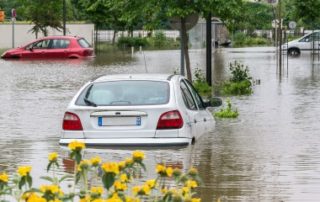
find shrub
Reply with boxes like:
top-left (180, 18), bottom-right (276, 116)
top-left (192, 68), bottom-right (212, 98)
top-left (233, 32), bottom-right (270, 47)
top-left (146, 32), bottom-right (180, 50)
top-left (0, 141), bottom-right (202, 202)
top-left (117, 36), bottom-right (149, 48)
top-left (214, 98), bottom-right (239, 118)
top-left (229, 61), bottom-right (252, 83)
top-left (223, 80), bottom-right (252, 95)
top-left (153, 31), bottom-right (167, 48)
top-left (222, 61), bottom-right (253, 96)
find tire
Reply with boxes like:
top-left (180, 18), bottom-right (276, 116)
top-left (288, 48), bottom-right (300, 57)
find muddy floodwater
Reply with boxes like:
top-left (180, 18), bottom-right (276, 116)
top-left (1, 47), bottom-right (320, 201)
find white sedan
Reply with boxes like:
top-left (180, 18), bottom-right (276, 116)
top-left (59, 74), bottom-right (221, 146)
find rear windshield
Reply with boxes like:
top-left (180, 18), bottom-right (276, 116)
top-left (78, 38), bottom-right (91, 48)
top-left (76, 80), bottom-right (170, 106)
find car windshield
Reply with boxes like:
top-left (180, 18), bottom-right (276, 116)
top-left (78, 38), bottom-right (91, 48)
top-left (76, 80), bottom-right (170, 106)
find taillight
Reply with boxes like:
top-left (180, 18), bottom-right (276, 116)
top-left (157, 110), bottom-right (183, 129)
top-left (63, 112), bottom-right (83, 130)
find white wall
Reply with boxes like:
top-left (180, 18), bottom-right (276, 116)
top-left (0, 23), bottom-right (94, 49)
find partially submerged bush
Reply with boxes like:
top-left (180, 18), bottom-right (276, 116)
top-left (214, 99), bottom-right (239, 118)
top-left (0, 141), bottom-right (202, 202)
top-left (222, 61), bottom-right (253, 96)
top-left (192, 68), bottom-right (212, 98)
top-left (223, 80), bottom-right (252, 95)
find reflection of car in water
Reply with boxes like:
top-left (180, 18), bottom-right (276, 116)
top-left (61, 146), bottom-right (195, 179)
top-left (282, 31), bottom-right (320, 57)
top-left (1, 36), bottom-right (94, 59)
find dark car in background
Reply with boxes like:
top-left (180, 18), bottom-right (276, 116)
top-left (1, 36), bottom-right (94, 59)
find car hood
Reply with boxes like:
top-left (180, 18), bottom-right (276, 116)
top-left (1, 47), bottom-right (24, 58)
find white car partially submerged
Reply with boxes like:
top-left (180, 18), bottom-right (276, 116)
top-left (283, 31), bottom-right (320, 56)
top-left (59, 74), bottom-right (221, 146)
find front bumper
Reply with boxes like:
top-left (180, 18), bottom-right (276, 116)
top-left (59, 137), bottom-right (191, 147)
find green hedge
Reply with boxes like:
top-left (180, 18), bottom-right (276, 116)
top-left (233, 32), bottom-right (271, 47)
top-left (117, 37), bottom-right (149, 48)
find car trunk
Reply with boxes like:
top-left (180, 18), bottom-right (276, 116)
top-left (77, 106), bottom-right (176, 139)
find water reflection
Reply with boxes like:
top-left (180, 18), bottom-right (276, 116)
top-left (1, 48), bottom-right (320, 201)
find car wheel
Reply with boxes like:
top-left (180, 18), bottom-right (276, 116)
top-left (288, 48), bottom-right (300, 57)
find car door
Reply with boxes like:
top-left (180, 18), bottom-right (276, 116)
top-left (297, 35), bottom-right (311, 51)
top-left (180, 80), bottom-right (200, 139)
top-left (48, 39), bottom-right (70, 58)
top-left (183, 79), bottom-right (214, 137)
top-left (21, 39), bottom-right (50, 59)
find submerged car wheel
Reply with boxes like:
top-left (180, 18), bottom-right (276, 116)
top-left (288, 48), bottom-right (300, 57)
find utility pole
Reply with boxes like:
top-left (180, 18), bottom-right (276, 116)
top-left (206, 13), bottom-right (212, 86)
top-left (278, 0), bottom-right (282, 76)
top-left (63, 0), bottom-right (66, 35)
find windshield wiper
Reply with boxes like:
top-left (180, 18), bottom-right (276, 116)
top-left (83, 84), bottom-right (97, 107)
top-left (84, 97), bottom-right (97, 107)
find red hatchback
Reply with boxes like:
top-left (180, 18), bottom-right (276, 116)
top-left (1, 36), bottom-right (94, 59)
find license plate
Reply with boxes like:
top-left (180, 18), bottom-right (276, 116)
top-left (98, 116), bottom-right (141, 126)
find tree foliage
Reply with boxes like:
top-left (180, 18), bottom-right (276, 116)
top-left (291, 0), bottom-right (320, 29)
top-left (17, 0), bottom-right (63, 37)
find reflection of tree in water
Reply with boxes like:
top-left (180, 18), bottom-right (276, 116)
top-left (213, 51), bottom-right (228, 84)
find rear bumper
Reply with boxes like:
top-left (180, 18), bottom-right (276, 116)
top-left (59, 138), bottom-right (191, 147)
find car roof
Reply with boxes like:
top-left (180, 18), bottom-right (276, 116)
top-left (93, 74), bottom-right (179, 82)
top-left (40, 35), bottom-right (82, 40)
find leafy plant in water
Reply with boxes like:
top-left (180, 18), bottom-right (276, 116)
top-left (192, 68), bottom-right (212, 98)
top-left (229, 61), bottom-right (252, 83)
top-left (222, 61), bottom-right (253, 95)
top-left (214, 98), bottom-right (239, 118)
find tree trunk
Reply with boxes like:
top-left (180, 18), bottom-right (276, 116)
top-left (181, 17), bottom-right (192, 81)
top-left (94, 24), bottom-right (98, 54)
top-left (112, 30), bottom-right (117, 45)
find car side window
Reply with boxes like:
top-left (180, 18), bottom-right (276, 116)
top-left (183, 79), bottom-right (205, 110)
top-left (52, 39), bottom-right (70, 49)
top-left (180, 81), bottom-right (197, 110)
top-left (32, 40), bottom-right (51, 49)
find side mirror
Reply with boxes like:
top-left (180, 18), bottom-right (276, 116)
top-left (204, 97), bottom-right (222, 107)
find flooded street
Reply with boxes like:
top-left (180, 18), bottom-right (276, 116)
top-left (1, 47), bottom-right (320, 201)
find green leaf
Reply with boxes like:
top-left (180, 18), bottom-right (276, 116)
top-left (26, 175), bottom-right (32, 188)
top-left (18, 177), bottom-right (26, 189)
top-left (47, 162), bottom-right (53, 172)
top-left (102, 173), bottom-right (115, 190)
top-left (75, 172), bottom-right (81, 184)
top-left (75, 152), bottom-right (82, 164)
top-left (40, 176), bottom-right (54, 183)
top-left (59, 175), bottom-right (73, 183)
top-left (138, 162), bottom-right (146, 171)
